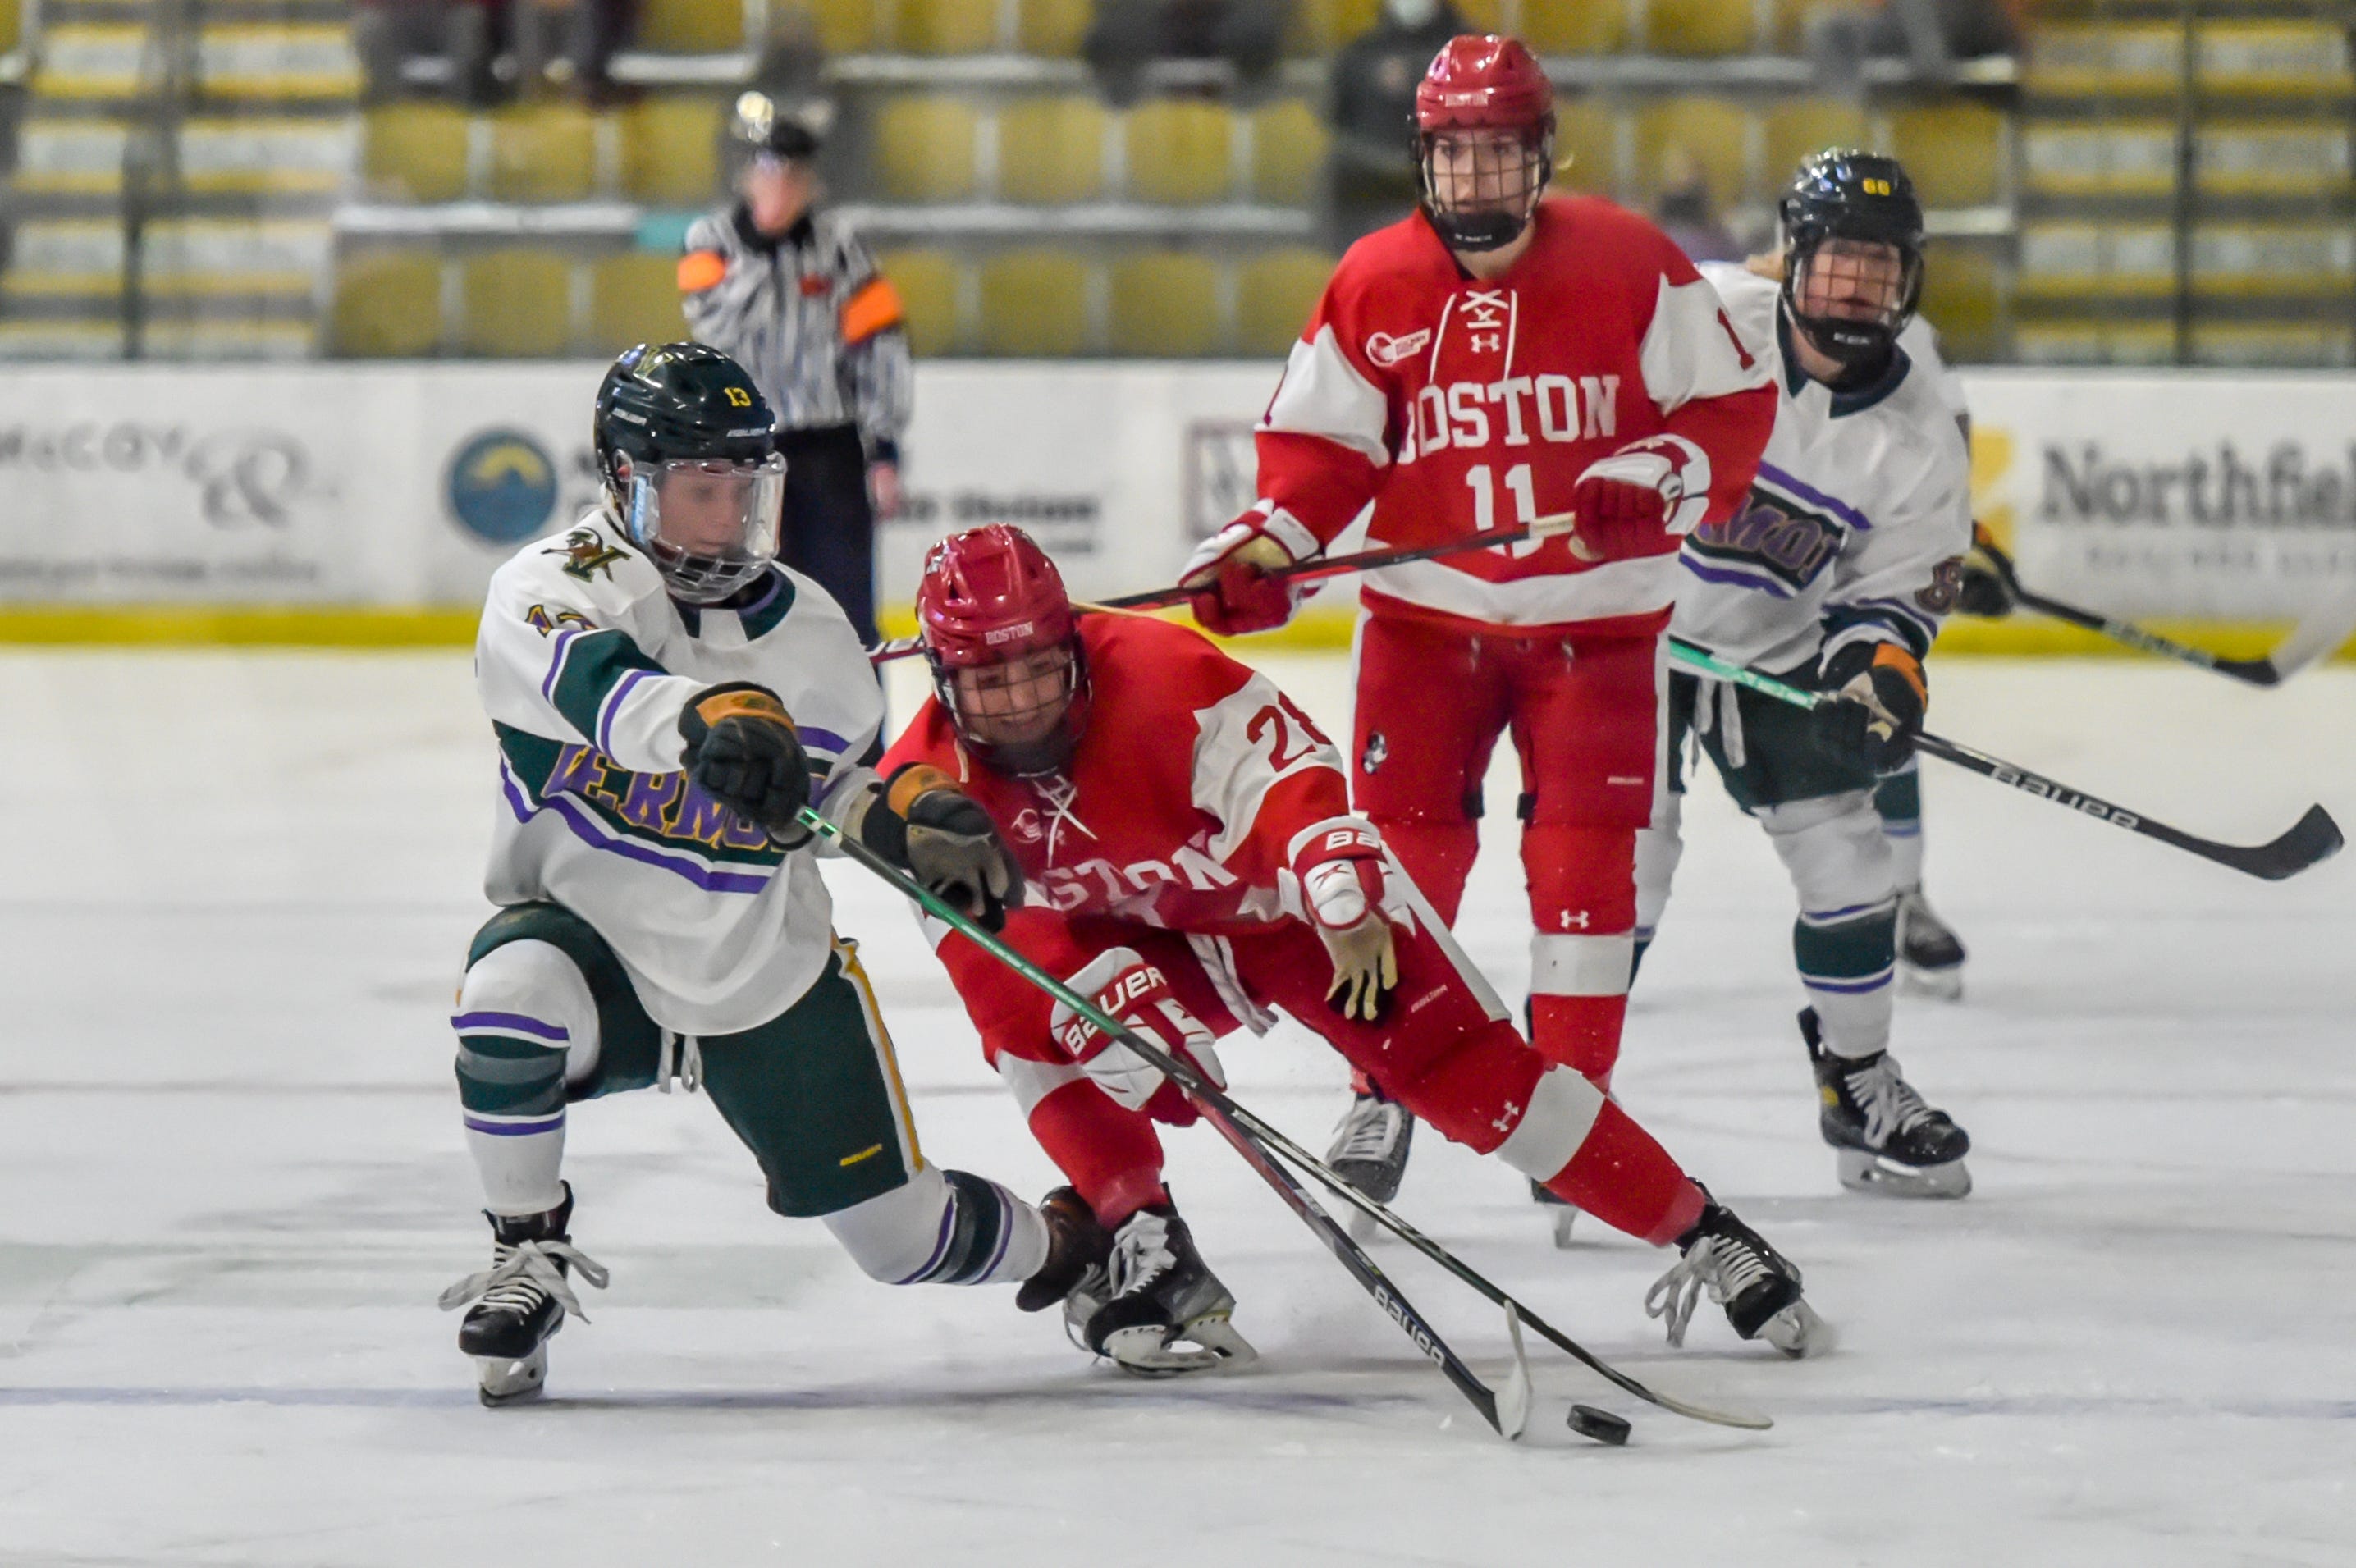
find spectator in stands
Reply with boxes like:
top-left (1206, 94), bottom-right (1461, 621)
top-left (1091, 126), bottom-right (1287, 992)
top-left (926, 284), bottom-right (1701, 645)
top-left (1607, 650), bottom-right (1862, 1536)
top-left (515, 0), bottom-right (638, 107)
top-left (352, 0), bottom-right (634, 108)
top-left (677, 93), bottom-right (910, 647)
top-left (1084, 0), bottom-right (1293, 108)
top-left (1809, 0), bottom-right (2020, 85)
top-left (1652, 145), bottom-right (1745, 264)
top-left (1323, 0), bottom-right (1464, 248)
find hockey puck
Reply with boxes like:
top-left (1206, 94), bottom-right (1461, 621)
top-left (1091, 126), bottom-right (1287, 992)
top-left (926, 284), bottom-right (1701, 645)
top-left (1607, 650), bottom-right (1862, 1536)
top-left (1566, 1404), bottom-right (1631, 1446)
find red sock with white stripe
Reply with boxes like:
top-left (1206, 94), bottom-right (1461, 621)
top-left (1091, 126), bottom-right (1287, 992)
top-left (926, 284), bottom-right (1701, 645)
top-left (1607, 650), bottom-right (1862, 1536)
top-left (1026, 1079), bottom-right (1169, 1227)
top-left (1541, 1099), bottom-right (1705, 1246)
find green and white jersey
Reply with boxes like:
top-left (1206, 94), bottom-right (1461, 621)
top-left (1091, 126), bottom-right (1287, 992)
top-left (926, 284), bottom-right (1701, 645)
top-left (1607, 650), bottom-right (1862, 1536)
top-left (1672, 263), bottom-right (1973, 677)
top-left (475, 509), bottom-right (885, 1035)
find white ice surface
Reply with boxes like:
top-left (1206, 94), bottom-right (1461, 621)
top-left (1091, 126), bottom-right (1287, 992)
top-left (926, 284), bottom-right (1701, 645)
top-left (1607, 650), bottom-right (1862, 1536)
top-left (2, 648), bottom-right (2352, 1566)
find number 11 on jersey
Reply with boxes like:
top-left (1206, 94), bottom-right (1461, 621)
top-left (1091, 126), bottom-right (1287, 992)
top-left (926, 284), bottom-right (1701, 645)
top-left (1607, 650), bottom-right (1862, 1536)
top-left (1465, 464), bottom-right (1545, 558)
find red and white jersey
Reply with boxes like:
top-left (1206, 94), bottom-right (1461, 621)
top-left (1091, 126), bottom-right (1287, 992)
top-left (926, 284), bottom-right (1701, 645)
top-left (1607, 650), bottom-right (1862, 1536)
top-left (1251, 198), bottom-right (1777, 634)
top-left (879, 614), bottom-right (1359, 1054)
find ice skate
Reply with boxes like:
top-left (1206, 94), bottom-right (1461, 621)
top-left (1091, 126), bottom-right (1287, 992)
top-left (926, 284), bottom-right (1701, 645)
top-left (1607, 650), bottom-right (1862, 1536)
top-left (1083, 1203), bottom-right (1256, 1377)
top-left (1802, 1007), bottom-right (1972, 1198)
top-left (1645, 1188), bottom-right (1831, 1359)
top-left (437, 1182), bottom-right (609, 1406)
top-left (1017, 1186), bottom-right (1115, 1339)
top-left (1528, 1179), bottom-right (1579, 1248)
top-left (1325, 1090), bottom-right (1414, 1241)
top-left (1895, 885), bottom-right (1966, 1000)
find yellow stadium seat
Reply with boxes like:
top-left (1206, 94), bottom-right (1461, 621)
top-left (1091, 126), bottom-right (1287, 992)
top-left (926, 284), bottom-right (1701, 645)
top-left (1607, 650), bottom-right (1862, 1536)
top-left (1918, 240), bottom-right (2003, 361)
top-left (1554, 98), bottom-right (1620, 197)
top-left (0, 0), bottom-right (18, 55)
top-left (1285, 0), bottom-right (1382, 56)
top-left (1127, 98), bottom-right (1233, 205)
top-left (1634, 97), bottom-right (1751, 210)
top-left (894, 0), bottom-right (997, 53)
top-left (622, 95), bottom-right (725, 205)
top-left (1891, 102), bottom-right (2005, 207)
top-left (363, 103), bottom-right (470, 203)
top-left (778, 0), bottom-right (878, 53)
top-left (1249, 98), bottom-right (1329, 207)
top-left (876, 94), bottom-right (980, 201)
top-left (1017, 0), bottom-right (1091, 57)
top-left (1455, 0), bottom-right (1505, 27)
top-left (331, 251), bottom-right (442, 357)
top-left (977, 249), bottom-right (1090, 356)
top-left (487, 103), bottom-right (599, 203)
top-left (1110, 252), bottom-right (1221, 356)
top-left (1523, 0), bottom-right (1624, 53)
top-left (460, 249), bottom-right (574, 357)
top-left (1236, 247), bottom-right (1334, 358)
top-left (1646, 0), bottom-right (1756, 56)
top-left (638, 0), bottom-right (743, 51)
top-left (587, 253), bottom-right (688, 354)
top-left (876, 248), bottom-right (962, 355)
top-left (1762, 99), bottom-right (1873, 190)
top-left (999, 94), bottom-right (1109, 203)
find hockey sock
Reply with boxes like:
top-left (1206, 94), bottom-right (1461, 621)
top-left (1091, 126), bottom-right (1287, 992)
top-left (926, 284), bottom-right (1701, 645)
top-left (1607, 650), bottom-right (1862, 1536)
top-left (1368, 816), bottom-right (1479, 926)
top-left (1876, 761), bottom-right (1926, 891)
top-left (454, 1017), bottom-right (571, 1217)
top-left (1794, 903), bottom-right (1898, 1057)
top-left (1541, 1100), bottom-right (1706, 1247)
top-left (1026, 1079), bottom-right (1169, 1227)
top-left (825, 1166), bottom-right (1050, 1286)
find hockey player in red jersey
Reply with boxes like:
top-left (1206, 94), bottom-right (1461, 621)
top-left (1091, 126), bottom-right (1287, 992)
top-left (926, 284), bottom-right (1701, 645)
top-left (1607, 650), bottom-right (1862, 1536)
top-left (1181, 33), bottom-right (1779, 1208)
top-left (881, 524), bottom-right (1827, 1375)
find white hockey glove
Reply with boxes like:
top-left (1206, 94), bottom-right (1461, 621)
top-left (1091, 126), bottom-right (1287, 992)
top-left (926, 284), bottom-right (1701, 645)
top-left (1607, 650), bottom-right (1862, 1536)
top-left (1293, 821), bottom-right (1399, 1023)
top-left (1564, 435), bottom-right (1713, 561)
top-left (1179, 509), bottom-right (1320, 636)
top-left (1050, 948), bottom-right (1225, 1122)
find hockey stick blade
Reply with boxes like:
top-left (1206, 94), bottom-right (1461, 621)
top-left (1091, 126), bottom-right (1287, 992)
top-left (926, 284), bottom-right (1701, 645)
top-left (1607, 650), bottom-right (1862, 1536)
top-left (798, 806), bottom-right (1765, 1433)
top-left (2229, 590), bottom-right (2356, 686)
top-left (1196, 1100), bottom-right (1527, 1440)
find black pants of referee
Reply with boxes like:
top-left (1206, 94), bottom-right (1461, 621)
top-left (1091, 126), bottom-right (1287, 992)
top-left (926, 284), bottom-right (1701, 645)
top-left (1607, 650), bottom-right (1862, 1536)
top-left (776, 424), bottom-right (879, 646)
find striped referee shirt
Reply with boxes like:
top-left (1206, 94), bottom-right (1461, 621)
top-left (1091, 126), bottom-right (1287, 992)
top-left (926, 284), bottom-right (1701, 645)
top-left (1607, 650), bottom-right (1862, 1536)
top-left (679, 204), bottom-right (914, 464)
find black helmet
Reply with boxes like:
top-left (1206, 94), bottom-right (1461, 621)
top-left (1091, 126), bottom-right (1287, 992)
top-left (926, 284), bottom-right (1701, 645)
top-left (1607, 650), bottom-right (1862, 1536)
top-left (594, 343), bottom-right (787, 604)
top-left (730, 89), bottom-right (826, 161)
top-left (1778, 149), bottom-right (1926, 368)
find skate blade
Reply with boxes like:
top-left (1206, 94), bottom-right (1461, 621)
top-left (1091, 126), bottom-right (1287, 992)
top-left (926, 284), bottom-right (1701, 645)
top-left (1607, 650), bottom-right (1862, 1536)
top-left (1838, 1149), bottom-right (1972, 1199)
top-left (473, 1345), bottom-right (548, 1406)
top-left (1759, 1300), bottom-right (1836, 1360)
top-left (1102, 1314), bottom-right (1259, 1378)
top-left (1899, 962), bottom-right (1964, 1002)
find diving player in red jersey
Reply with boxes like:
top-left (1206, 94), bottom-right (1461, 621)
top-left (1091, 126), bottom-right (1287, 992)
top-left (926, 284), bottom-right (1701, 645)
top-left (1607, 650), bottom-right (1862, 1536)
top-left (1179, 33), bottom-right (1779, 1208)
top-left (880, 524), bottom-right (1827, 1375)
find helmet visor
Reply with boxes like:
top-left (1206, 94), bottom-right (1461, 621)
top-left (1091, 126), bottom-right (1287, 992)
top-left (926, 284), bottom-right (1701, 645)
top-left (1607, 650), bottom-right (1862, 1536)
top-left (624, 455), bottom-right (787, 603)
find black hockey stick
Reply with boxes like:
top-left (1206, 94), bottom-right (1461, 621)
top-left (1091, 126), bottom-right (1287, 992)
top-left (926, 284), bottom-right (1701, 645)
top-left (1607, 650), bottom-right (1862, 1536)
top-left (1974, 532), bottom-right (2356, 688)
top-left (800, 803), bottom-right (1767, 1433)
top-left (1670, 639), bottom-right (2345, 881)
top-left (865, 522), bottom-right (1551, 665)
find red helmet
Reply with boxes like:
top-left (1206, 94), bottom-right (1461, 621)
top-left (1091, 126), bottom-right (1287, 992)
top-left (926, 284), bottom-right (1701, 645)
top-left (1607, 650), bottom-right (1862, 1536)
top-left (916, 524), bottom-right (1091, 775)
top-left (1414, 35), bottom-right (1555, 253)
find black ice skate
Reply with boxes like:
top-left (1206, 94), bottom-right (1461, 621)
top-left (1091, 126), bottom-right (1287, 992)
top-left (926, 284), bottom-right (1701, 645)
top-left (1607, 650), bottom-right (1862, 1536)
top-left (1802, 1008), bottom-right (1973, 1199)
top-left (1895, 885), bottom-right (1967, 1000)
top-left (1083, 1202), bottom-right (1256, 1377)
top-left (1016, 1186), bottom-right (1114, 1342)
top-left (437, 1182), bottom-right (609, 1406)
top-left (1645, 1187), bottom-right (1831, 1359)
top-left (1528, 1179), bottom-right (1580, 1249)
top-left (1326, 1090), bottom-right (1414, 1242)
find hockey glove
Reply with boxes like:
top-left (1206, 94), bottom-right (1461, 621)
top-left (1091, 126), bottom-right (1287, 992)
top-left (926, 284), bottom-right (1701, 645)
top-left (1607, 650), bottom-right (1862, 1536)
top-left (1050, 948), bottom-right (1225, 1126)
top-left (677, 683), bottom-right (812, 837)
top-left (1956, 524), bottom-right (2017, 618)
top-left (1815, 641), bottom-right (1928, 773)
top-left (1179, 511), bottom-right (1316, 637)
top-left (1565, 436), bottom-right (1710, 563)
top-left (851, 763), bottom-right (1025, 932)
top-left (1295, 821), bottom-right (1399, 1023)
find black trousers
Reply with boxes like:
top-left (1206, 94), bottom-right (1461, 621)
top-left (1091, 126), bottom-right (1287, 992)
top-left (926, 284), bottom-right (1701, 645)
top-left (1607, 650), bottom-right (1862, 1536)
top-left (775, 424), bottom-right (878, 645)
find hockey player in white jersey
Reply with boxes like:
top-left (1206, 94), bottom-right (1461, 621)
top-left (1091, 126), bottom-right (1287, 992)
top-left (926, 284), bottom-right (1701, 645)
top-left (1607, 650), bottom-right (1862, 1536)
top-left (439, 343), bottom-right (1106, 1404)
top-left (1635, 151), bottom-right (1974, 1199)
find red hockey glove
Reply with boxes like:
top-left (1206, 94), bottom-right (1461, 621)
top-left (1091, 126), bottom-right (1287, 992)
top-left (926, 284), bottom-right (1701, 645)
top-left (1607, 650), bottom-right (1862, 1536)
top-left (1179, 511), bottom-right (1315, 636)
top-left (1050, 948), bottom-right (1225, 1126)
top-left (1292, 821), bottom-right (1398, 1023)
top-left (1567, 436), bottom-right (1711, 563)
top-left (1815, 640), bottom-right (1928, 772)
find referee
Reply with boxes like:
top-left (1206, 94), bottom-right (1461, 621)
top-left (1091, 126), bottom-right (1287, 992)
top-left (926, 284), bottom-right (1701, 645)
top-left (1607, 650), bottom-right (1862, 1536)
top-left (679, 92), bottom-right (912, 644)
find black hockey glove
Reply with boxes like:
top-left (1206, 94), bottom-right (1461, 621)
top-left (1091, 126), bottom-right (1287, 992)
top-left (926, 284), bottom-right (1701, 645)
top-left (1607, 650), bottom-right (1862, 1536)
top-left (1956, 560), bottom-right (2015, 619)
top-left (856, 763), bottom-right (1025, 932)
top-left (1814, 641), bottom-right (1928, 774)
top-left (677, 683), bottom-right (812, 837)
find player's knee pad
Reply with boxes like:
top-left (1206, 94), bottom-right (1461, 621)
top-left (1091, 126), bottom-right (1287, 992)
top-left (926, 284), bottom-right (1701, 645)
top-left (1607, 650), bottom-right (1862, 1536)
top-left (1489, 1065), bottom-right (1608, 1180)
top-left (1633, 789), bottom-right (1685, 943)
top-left (452, 939), bottom-right (602, 1122)
top-left (1760, 794), bottom-right (1898, 1048)
top-left (1385, 1019), bottom-right (1548, 1154)
top-left (1758, 792), bottom-right (1897, 919)
top-left (1521, 822), bottom-right (1639, 930)
top-left (1368, 812), bottom-right (1481, 926)
top-left (822, 1164), bottom-right (1048, 1287)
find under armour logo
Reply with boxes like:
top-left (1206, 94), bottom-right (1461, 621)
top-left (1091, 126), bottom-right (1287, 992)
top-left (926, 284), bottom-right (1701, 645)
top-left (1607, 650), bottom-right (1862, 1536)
top-left (1470, 332), bottom-right (1502, 354)
top-left (1559, 910), bottom-right (1591, 930)
top-left (1491, 1099), bottom-right (1522, 1134)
